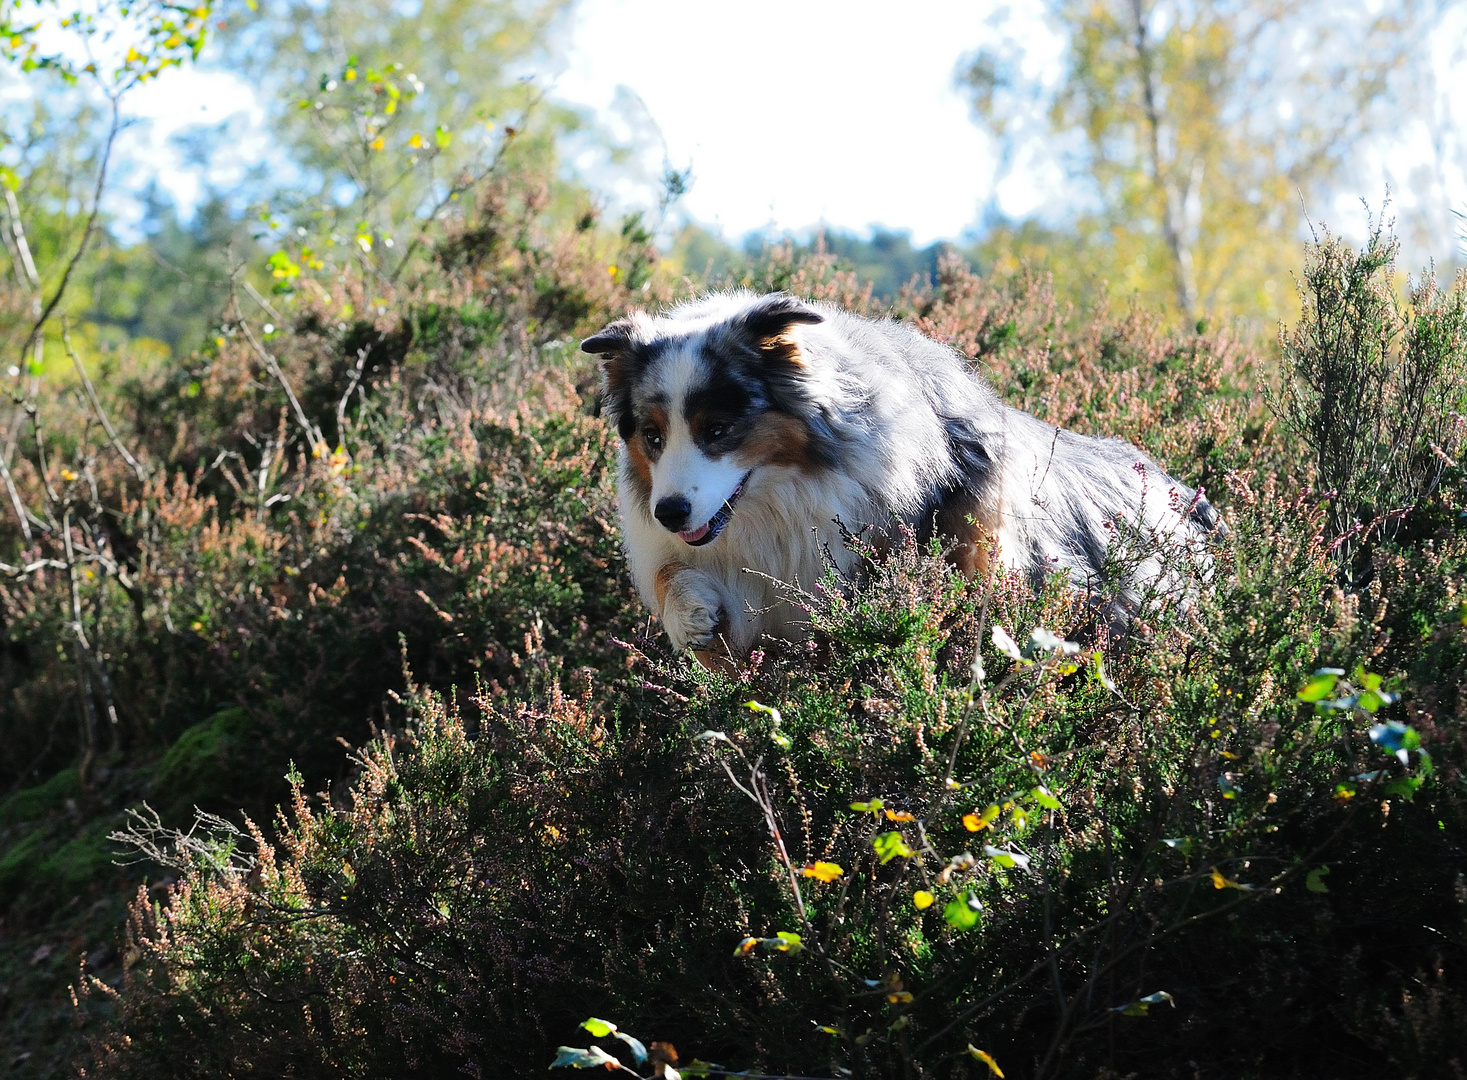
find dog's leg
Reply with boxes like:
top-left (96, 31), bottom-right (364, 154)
top-left (653, 560), bottom-right (731, 658)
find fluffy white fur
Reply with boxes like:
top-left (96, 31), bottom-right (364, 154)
top-left (583, 292), bottom-right (1220, 660)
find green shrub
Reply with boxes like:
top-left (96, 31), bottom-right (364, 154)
top-left (0, 203), bottom-right (1457, 1078)
top-left (83, 465), bottom-right (1466, 1078)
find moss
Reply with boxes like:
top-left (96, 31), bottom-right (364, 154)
top-left (0, 767), bottom-right (81, 825)
top-left (36, 817), bottom-right (124, 897)
top-left (0, 828), bottom-right (46, 900)
top-left (149, 707), bottom-right (269, 822)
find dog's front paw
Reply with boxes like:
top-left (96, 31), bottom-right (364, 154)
top-left (658, 568), bottom-right (727, 651)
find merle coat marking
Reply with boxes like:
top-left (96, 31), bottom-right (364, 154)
top-left (582, 293), bottom-right (1219, 661)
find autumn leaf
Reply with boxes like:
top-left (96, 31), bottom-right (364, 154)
top-left (968, 1046), bottom-right (1005, 1077)
top-left (801, 861), bottom-right (843, 883)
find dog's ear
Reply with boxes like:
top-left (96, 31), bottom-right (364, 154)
top-left (581, 319), bottom-right (644, 438)
top-left (580, 319), bottom-right (637, 359)
top-left (739, 294), bottom-right (824, 366)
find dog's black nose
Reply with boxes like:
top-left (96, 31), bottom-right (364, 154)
top-left (654, 496), bottom-right (691, 532)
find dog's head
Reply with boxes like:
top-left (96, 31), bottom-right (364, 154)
top-left (581, 293), bottom-right (829, 547)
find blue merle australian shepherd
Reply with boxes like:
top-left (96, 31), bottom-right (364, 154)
top-left (582, 293), bottom-right (1221, 666)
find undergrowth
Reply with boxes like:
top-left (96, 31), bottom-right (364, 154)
top-left (0, 176), bottom-right (1463, 1078)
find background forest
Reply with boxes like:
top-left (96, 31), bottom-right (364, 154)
top-left (0, 1), bottom-right (1464, 1077)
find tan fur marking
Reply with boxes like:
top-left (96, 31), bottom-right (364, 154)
top-left (692, 609), bottom-right (737, 676)
top-left (737, 413), bottom-right (816, 470)
top-left (653, 560), bottom-right (689, 612)
top-left (758, 333), bottom-right (805, 367)
top-left (936, 496), bottom-right (1001, 579)
top-left (624, 438), bottom-right (653, 492)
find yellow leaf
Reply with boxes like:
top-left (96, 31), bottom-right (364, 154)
top-left (734, 937), bottom-right (758, 956)
top-left (60, 469), bottom-right (76, 481)
top-left (801, 861), bottom-right (843, 883)
top-left (885, 809), bottom-right (915, 822)
top-left (968, 1046), bottom-right (1005, 1078)
top-left (368, 136), bottom-right (384, 151)
top-left (965, 804), bottom-right (1001, 831)
top-left (912, 889), bottom-right (935, 910)
top-left (408, 132), bottom-right (423, 148)
top-left (886, 991), bottom-right (913, 1003)
top-left (1210, 867), bottom-right (1247, 890)
top-left (125, 46), bottom-right (141, 63)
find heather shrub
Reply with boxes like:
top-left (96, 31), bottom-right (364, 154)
top-left (0, 206), bottom-right (1459, 1078)
top-left (1270, 222), bottom-right (1467, 576)
top-left (79, 467), bottom-right (1464, 1079)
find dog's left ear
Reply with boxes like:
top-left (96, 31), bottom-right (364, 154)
top-left (740, 294), bottom-right (824, 366)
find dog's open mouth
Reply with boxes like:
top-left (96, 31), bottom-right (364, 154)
top-left (679, 473), bottom-right (751, 547)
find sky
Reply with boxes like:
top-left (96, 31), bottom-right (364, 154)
top-left (550, 0), bottom-right (1061, 245)
top-left (68, 0), bottom-right (1467, 263)
top-left (105, 0), bottom-right (1063, 247)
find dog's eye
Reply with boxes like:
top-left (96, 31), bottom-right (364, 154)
top-left (707, 422), bottom-right (729, 441)
top-left (642, 426), bottom-right (663, 451)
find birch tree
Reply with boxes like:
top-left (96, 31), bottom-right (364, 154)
top-left (961, 0), bottom-right (1442, 323)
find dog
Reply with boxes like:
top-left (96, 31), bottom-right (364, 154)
top-left (582, 292), bottom-right (1220, 663)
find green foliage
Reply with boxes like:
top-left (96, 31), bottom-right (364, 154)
top-left (960, 0), bottom-right (1437, 321)
top-left (1270, 219), bottom-right (1467, 576)
top-left (0, 173), bottom-right (1455, 1080)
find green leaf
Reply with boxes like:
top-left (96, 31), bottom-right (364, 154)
top-left (1385, 775), bottom-right (1423, 800)
top-left (943, 892), bottom-right (982, 930)
top-left (580, 1018), bottom-right (616, 1038)
top-left (983, 844), bottom-right (1030, 871)
top-left (435, 124), bottom-right (451, 148)
top-left (1031, 785), bottom-right (1060, 810)
top-left (772, 930), bottom-right (803, 952)
top-left (1305, 865), bottom-right (1330, 893)
top-left (1297, 669), bottom-right (1344, 702)
top-left (744, 700), bottom-right (781, 722)
top-left (873, 830), bottom-right (914, 864)
top-left (849, 798), bottom-right (884, 813)
top-left (1113, 990), bottom-right (1175, 1016)
top-left (550, 1045), bottom-right (618, 1069)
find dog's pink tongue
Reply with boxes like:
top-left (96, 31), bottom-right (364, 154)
top-left (679, 522), bottom-right (711, 543)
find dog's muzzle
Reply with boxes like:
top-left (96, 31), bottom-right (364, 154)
top-left (667, 473), bottom-right (751, 547)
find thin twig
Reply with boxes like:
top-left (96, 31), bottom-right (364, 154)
top-left (62, 318), bottom-right (147, 481)
top-left (20, 96), bottom-right (123, 369)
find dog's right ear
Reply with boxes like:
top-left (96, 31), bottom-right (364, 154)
top-left (581, 319), bottom-right (643, 438)
top-left (580, 319), bottom-right (637, 359)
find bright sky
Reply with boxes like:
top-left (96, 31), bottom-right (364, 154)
top-left (103, 0), bottom-right (1062, 246)
top-left (93, 0), bottom-right (1467, 262)
top-left (550, 0), bottom-right (1055, 245)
